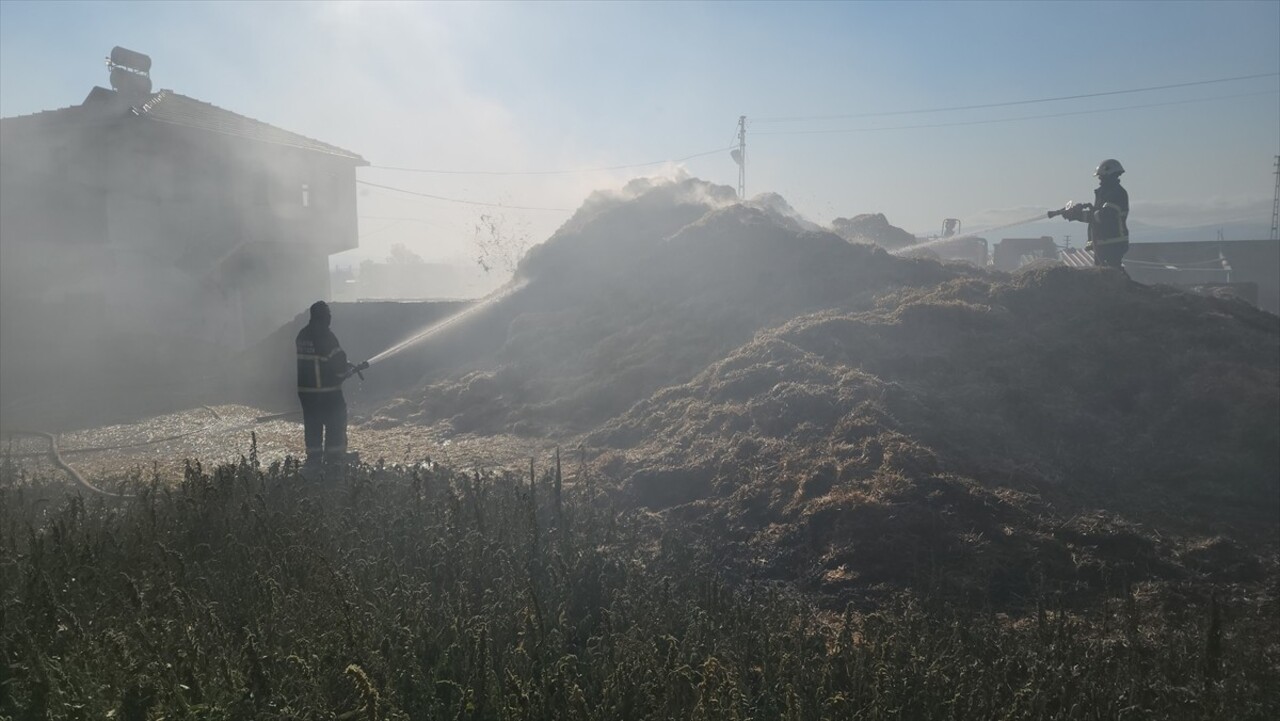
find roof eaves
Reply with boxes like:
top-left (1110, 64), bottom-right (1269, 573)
top-left (138, 90), bottom-right (367, 164)
top-left (1, 103), bottom-right (89, 124)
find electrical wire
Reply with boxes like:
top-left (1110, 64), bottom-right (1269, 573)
top-left (355, 179), bottom-right (574, 211)
top-left (357, 214), bottom-right (467, 236)
top-left (365, 147), bottom-right (733, 176)
top-left (752, 71), bottom-right (1280, 123)
top-left (752, 90), bottom-right (1278, 136)
top-left (360, 214), bottom-right (451, 222)
top-left (357, 218), bottom-right (407, 240)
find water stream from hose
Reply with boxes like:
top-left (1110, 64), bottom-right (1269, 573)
top-left (365, 278), bottom-right (529, 366)
top-left (890, 214), bottom-right (1050, 256)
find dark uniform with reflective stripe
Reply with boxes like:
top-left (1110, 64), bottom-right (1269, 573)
top-left (296, 321), bottom-right (348, 461)
top-left (1088, 177), bottom-right (1129, 270)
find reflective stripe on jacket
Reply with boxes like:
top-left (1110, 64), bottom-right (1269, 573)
top-left (296, 323), bottom-right (348, 392)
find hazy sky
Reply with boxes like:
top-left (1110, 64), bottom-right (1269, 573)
top-left (2, 0), bottom-right (1277, 268)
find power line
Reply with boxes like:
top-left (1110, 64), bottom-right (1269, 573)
top-left (753, 90), bottom-right (1278, 137)
top-left (357, 219), bottom-right (406, 240)
top-left (752, 71), bottom-right (1279, 123)
top-left (358, 213), bottom-right (461, 231)
top-left (356, 214), bottom-right (463, 240)
top-left (355, 179), bottom-right (573, 212)
top-left (365, 146), bottom-right (732, 176)
top-left (359, 214), bottom-right (458, 225)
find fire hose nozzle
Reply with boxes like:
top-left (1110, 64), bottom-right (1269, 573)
top-left (1048, 201), bottom-right (1093, 221)
top-left (344, 360), bottom-right (370, 382)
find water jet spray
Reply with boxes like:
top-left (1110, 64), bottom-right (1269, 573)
top-left (891, 214), bottom-right (1048, 256)
top-left (360, 278), bottom-right (530, 368)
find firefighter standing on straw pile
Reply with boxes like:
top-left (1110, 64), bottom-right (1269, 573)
top-left (1055, 159), bottom-right (1131, 272)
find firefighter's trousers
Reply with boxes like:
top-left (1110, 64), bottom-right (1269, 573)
top-left (299, 391), bottom-right (347, 461)
top-left (1093, 240), bottom-right (1129, 273)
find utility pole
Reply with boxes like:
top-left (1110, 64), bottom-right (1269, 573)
top-left (1270, 155), bottom-right (1279, 241)
top-left (731, 115), bottom-right (747, 200)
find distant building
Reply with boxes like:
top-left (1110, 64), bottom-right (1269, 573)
top-left (903, 236), bottom-right (988, 267)
top-left (993, 236), bottom-right (1057, 272)
top-left (0, 50), bottom-right (367, 422)
top-left (1062, 240), bottom-right (1278, 315)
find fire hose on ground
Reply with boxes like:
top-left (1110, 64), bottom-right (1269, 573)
top-left (2, 406), bottom-right (231, 497)
top-left (4, 430), bottom-right (131, 498)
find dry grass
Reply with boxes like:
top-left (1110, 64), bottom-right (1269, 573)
top-left (2, 404), bottom-right (555, 481)
top-left (3, 454), bottom-right (1276, 719)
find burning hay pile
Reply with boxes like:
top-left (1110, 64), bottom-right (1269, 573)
top-left (357, 177), bottom-right (1277, 601)
top-left (377, 178), bottom-right (966, 435)
top-left (57, 175), bottom-right (1271, 605)
top-left (586, 266), bottom-right (1280, 601)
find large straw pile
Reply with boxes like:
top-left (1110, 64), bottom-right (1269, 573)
top-left (377, 178), bottom-right (964, 435)
top-left (11, 171), bottom-right (1274, 616)
top-left (246, 176), bottom-right (1280, 601)
top-left (586, 266), bottom-right (1279, 601)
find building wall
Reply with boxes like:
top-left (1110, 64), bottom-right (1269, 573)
top-left (1125, 241), bottom-right (1280, 315)
top-left (993, 237), bottom-right (1057, 272)
top-left (0, 109), bottom-right (361, 425)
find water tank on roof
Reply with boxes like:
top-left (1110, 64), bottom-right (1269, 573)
top-left (107, 46), bottom-right (152, 99)
top-left (109, 68), bottom-right (152, 97)
top-left (110, 46), bottom-right (151, 74)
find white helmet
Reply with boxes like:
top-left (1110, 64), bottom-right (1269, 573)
top-left (1094, 159), bottom-right (1125, 178)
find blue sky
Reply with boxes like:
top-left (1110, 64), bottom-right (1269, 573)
top-left (2, 0), bottom-right (1277, 267)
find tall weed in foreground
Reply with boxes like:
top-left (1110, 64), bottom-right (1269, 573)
top-left (0, 455), bottom-right (1275, 720)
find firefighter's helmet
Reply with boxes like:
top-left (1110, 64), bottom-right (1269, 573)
top-left (310, 300), bottom-right (331, 324)
top-left (1094, 159), bottom-right (1125, 178)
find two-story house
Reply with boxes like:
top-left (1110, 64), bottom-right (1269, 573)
top-left (0, 50), bottom-right (367, 424)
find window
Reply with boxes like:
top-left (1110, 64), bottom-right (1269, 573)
top-left (301, 183), bottom-right (310, 208)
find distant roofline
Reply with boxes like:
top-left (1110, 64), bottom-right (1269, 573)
top-left (1, 86), bottom-right (368, 165)
top-left (1129, 238), bottom-right (1278, 245)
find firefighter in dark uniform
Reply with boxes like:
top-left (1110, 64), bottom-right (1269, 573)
top-left (296, 301), bottom-right (355, 463)
top-left (1087, 159), bottom-right (1130, 271)
top-left (1061, 159), bottom-right (1130, 272)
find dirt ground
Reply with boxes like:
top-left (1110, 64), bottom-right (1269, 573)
top-left (2, 403), bottom-right (563, 485)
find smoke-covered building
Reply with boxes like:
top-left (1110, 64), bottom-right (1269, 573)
top-left (0, 50), bottom-right (366, 424)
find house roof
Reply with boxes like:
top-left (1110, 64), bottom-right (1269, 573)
top-left (2, 86), bottom-right (367, 164)
top-left (132, 90), bottom-right (367, 163)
